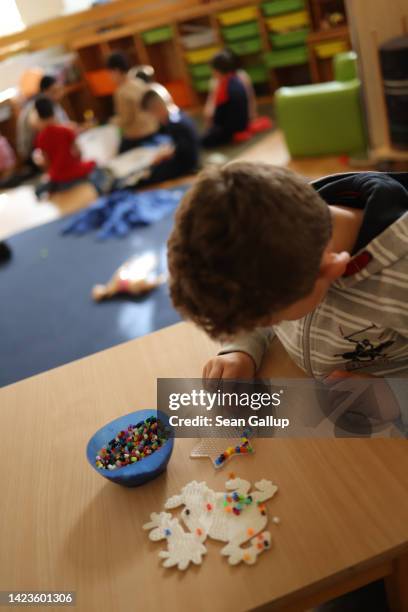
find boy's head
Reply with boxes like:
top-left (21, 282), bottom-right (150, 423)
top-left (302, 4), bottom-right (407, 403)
top-left (34, 96), bottom-right (55, 127)
top-left (168, 162), bottom-right (350, 338)
top-left (106, 51), bottom-right (129, 84)
top-left (211, 49), bottom-right (237, 77)
top-left (39, 75), bottom-right (62, 101)
top-left (141, 84), bottom-right (174, 124)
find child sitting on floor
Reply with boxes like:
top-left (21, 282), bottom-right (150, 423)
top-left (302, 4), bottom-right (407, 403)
top-left (202, 50), bottom-right (250, 148)
top-left (168, 163), bottom-right (408, 433)
top-left (140, 84), bottom-right (200, 185)
top-left (33, 96), bottom-right (109, 198)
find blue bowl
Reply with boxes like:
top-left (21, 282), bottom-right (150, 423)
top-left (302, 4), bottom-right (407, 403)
top-left (86, 409), bottom-right (174, 487)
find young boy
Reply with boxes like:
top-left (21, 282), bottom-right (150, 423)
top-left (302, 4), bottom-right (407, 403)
top-left (140, 84), bottom-right (200, 184)
top-left (17, 74), bottom-right (70, 163)
top-left (33, 96), bottom-right (108, 197)
top-left (106, 52), bottom-right (158, 153)
top-left (168, 162), bottom-right (408, 430)
top-left (202, 50), bottom-right (249, 148)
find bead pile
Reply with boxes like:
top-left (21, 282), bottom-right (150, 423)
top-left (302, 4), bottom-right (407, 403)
top-left (214, 432), bottom-right (254, 468)
top-left (95, 416), bottom-right (168, 470)
top-left (223, 490), bottom-right (253, 516)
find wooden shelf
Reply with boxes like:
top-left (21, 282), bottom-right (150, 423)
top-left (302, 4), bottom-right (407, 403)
top-left (0, 0), bottom-right (350, 122)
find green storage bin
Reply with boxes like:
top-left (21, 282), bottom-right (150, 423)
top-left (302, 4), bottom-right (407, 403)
top-left (142, 26), bottom-right (173, 45)
top-left (265, 45), bottom-right (308, 68)
top-left (262, 0), bottom-right (305, 16)
top-left (189, 63), bottom-right (212, 79)
top-left (222, 21), bottom-right (260, 42)
top-left (229, 37), bottom-right (262, 56)
top-left (269, 27), bottom-right (309, 48)
top-left (246, 64), bottom-right (269, 83)
top-left (193, 78), bottom-right (210, 92)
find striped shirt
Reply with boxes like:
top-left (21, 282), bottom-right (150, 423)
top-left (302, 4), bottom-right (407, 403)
top-left (219, 172), bottom-right (408, 430)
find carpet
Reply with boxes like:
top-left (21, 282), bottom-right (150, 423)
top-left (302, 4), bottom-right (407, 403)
top-left (0, 210), bottom-right (181, 387)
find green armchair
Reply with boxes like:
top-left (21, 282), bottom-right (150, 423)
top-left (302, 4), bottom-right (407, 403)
top-left (275, 51), bottom-right (367, 157)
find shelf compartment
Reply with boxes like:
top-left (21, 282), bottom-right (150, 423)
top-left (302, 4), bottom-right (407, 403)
top-left (266, 10), bottom-right (310, 31)
top-left (142, 26), bottom-right (173, 45)
top-left (264, 45), bottom-right (308, 67)
top-left (269, 27), bottom-right (309, 48)
top-left (181, 29), bottom-right (217, 50)
top-left (218, 6), bottom-right (258, 26)
top-left (229, 36), bottom-right (263, 56)
top-left (192, 77), bottom-right (211, 92)
top-left (262, 0), bottom-right (305, 17)
top-left (185, 45), bottom-right (221, 64)
top-left (164, 80), bottom-right (195, 107)
top-left (189, 63), bottom-right (212, 79)
top-left (314, 39), bottom-right (348, 58)
top-left (222, 20), bottom-right (260, 42)
top-left (246, 64), bottom-right (269, 83)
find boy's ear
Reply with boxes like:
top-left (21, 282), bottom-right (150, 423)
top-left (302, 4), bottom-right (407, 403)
top-left (319, 250), bottom-right (351, 282)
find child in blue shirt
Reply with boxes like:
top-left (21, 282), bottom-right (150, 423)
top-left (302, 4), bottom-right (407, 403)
top-left (202, 50), bottom-right (250, 148)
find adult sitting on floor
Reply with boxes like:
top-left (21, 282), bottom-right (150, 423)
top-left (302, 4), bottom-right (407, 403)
top-left (107, 52), bottom-right (159, 154)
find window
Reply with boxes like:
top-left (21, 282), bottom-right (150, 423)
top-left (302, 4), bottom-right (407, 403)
top-left (63, 0), bottom-right (93, 13)
top-left (0, 0), bottom-right (24, 37)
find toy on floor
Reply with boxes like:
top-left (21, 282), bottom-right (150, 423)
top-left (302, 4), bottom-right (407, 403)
top-left (92, 252), bottom-right (165, 301)
top-left (143, 477), bottom-right (278, 570)
top-left (190, 430), bottom-right (254, 469)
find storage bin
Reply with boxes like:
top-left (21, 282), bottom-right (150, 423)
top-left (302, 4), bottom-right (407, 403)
top-left (192, 77), bottom-right (211, 92)
top-left (266, 10), bottom-right (309, 32)
top-left (264, 45), bottom-right (308, 67)
top-left (142, 26), bottom-right (173, 45)
top-left (222, 21), bottom-right (260, 42)
top-left (262, 0), bottom-right (305, 16)
top-left (181, 29), bottom-right (217, 50)
top-left (185, 46), bottom-right (221, 64)
top-left (189, 63), bottom-right (212, 79)
top-left (314, 40), bottom-right (348, 59)
top-left (246, 64), bottom-right (269, 83)
top-left (84, 69), bottom-right (116, 96)
top-left (269, 27), bottom-right (309, 48)
top-left (218, 6), bottom-right (258, 26)
top-left (229, 37), bottom-right (263, 56)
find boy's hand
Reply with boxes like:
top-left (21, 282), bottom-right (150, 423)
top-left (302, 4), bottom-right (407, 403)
top-left (32, 148), bottom-right (46, 168)
top-left (202, 352), bottom-right (256, 380)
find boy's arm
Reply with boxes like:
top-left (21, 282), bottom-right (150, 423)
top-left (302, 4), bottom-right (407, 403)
top-left (218, 327), bottom-right (274, 372)
top-left (203, 79), bottom-right (216, 125)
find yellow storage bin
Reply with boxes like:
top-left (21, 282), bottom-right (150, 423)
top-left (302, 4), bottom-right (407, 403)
top-left (314, 40), bottom-right (348, 59)
top-left (266, 10), bottom-right (309, 32)
top-left (218, 6), bottom-right (258, 26)
top-left (185, 46), bottom-right (221, 64)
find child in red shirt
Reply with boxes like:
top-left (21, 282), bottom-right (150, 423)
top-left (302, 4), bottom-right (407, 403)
top-left (33, 96), bottom-right (109, 198)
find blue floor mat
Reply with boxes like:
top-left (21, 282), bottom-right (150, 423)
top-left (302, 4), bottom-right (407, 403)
top-left (0, 208), bottom-right (181, 388)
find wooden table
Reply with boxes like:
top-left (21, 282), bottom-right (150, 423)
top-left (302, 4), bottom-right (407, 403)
top-left (0, 322), bottom-right (407, 611)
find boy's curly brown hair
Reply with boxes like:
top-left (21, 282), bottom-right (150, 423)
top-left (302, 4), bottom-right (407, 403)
top-left (168, 162), bottom-right (332, 338)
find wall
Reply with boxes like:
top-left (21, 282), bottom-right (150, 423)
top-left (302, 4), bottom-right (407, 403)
top-left (346, 0), bottom-right (408, 151)
top-left (16, 0), bottom-right (64, 26)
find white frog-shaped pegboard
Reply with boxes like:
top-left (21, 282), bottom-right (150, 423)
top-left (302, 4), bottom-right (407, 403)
top-left (143, 477), bottom-right (278, 570)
